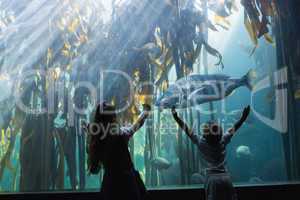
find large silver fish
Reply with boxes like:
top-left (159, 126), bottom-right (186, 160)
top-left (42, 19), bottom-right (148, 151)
top-left (151, 157), bottom-right (172, 170)
top-left (155, 70), bottom-right (255, 109)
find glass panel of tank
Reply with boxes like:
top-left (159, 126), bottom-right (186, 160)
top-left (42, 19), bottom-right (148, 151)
top-left (0, 0), bottom-right (298, 192)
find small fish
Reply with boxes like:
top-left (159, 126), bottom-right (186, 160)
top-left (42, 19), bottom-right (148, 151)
top-left (151, 157), bottom-right (172, 170)
top-left (191, 173), bottom-right (205, 184)
top-left (236, 145), bottom-right (252, 158)
top-left (156, 70), bottom-right (256, 109)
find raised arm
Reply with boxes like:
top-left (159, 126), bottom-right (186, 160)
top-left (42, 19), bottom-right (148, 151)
top-left (228, 105), bottom-right (251, 135)
top-left (121, 104), bottom-right (151, 139)
top-left (171, 107), bottom-right (194, 138)
top-left (130, 104), bottom-right (151, 133)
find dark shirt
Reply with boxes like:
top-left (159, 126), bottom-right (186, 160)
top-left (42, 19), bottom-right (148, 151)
top-left (102, 127), bottom-right (135, 172)
top-left (190, 132), bottom-right (233, 172)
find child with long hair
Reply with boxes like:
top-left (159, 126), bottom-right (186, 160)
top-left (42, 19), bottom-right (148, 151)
top-left (84, 102), bottom-right (151, 200)
top-left (171, 106), bottom-right (251, 200)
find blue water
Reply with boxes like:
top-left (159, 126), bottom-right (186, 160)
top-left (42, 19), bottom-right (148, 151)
top-left (0, 0), bottom-right (294, 193)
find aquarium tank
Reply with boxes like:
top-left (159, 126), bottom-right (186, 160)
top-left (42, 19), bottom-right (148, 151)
top-left (0, 0), bottom-right (299, 193)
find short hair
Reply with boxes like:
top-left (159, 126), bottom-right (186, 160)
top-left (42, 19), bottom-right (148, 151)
top-left (202, 121), bottom-right (223, 144)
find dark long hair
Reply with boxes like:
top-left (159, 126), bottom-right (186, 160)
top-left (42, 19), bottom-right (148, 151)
top-left (87, 102), bottom-right (117, 174)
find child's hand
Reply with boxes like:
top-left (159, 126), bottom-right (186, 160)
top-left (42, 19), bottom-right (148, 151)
top-left (241, 105), bottom-right (251, 122)
top-left (142, 104), bottom-right (151, 112)
top-left (171, 106), bottom-right (178, 118)
top-left (142, 104), bottom-right (151, 118)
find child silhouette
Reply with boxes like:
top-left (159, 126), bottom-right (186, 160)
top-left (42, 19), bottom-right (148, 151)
top-left (84, 102), bottom-right (151, 200)
top-left (172, 105), bottom-right (251, 200)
